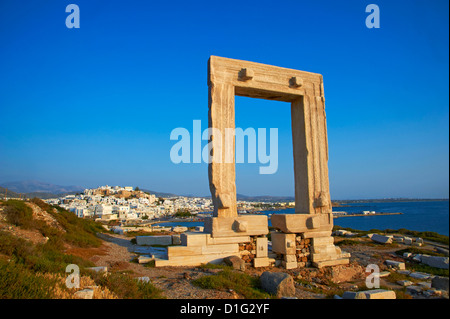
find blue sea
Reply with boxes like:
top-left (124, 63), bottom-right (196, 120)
top-left (331, 200), bottom-right (449, 236)
top-left (155, 200), bottom-right (449, 236)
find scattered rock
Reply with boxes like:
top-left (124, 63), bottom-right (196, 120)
top-left (404, 237), bottom-right (413, 245)
top-left (370, 234), bottom-right (393, 244)
top-left (137, 277), bottom-right (150, 283)
top-left (342, 291), bottom-right (367, 299)
top-left (86, 266), bottom-right (108, 273)
top-left (260, 272), bottom-right (295, 298)
top-left (409, 272), bottom-right (432, 280)
top-left (111, 226), bottom-right (124, 235)
top-left (223, 256), bottom-right (246, 271)
top-left (362, 289), bottom-right (396, 299)
top-left (417, 282), bottom-right (432, 289)
top-left (74, 288), bottom-right (94, 299)
top-left (432, 276), bottom-right (449, 291)
top-left (423, 289), bottom-right (436, 298)
top-left (435, 247), bottom-right (449, 256)
top-left (172, 226), bottom-right (188, 233)
top-left (385, 260), bottom-right (406, 270)
top-left (420, 255), bottom-right (449, 269)
top-left (138, 255), bottom-right (153, 264)
top-left (406, 285), bottom-right (423, 295)
top-left (333, 230), bottom-right (348, 236)
top-left (397, 280), bottom-right (414, 287)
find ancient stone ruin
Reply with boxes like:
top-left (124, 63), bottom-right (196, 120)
top-left (155, 56), bottom-right (350, 268)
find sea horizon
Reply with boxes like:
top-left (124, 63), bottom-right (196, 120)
top-left (157, 199), bottom-right (449, 236)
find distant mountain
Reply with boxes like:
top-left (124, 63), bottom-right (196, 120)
top-left (140, 189), bottom-right (178, 198)
top-left (0, 186), bottom-right (20, 198)
top-left (0, 180), bottom-right (300, 202)
top-left (0, 180), bottom-right (84, 195)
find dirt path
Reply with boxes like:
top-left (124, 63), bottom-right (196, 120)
top-left (90, 233), bottom-right (236, 298)
top-left (90, 233), bottom-right (325, 299)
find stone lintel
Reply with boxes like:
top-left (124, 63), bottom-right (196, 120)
top-left (209, 55), bottom-right (322, 102)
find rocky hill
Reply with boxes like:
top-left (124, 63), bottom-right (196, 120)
top-left (0, 198), bottom-right (163, 299)
top-left (0, 180), bottom-right (84, 194)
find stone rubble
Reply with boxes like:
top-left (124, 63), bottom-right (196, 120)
top-left (260, 272), bottom-right (295, 298)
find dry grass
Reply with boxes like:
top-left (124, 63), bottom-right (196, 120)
top-left (40, 273), bottom-right (118, 299)
top-left (65, 245), bottom-right (108, 260)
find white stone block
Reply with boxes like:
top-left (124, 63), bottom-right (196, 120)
top-left (253, 257), bottom-right (270, 268)
top-left (136, 235), bottom-right (172, 246)
top-left (421, 255), bottom-right (449, 269)
top-left (256, 237), bottom-right (268, 258)
top-left (362, 289), bottom-right (396, 299)
top-left (181, 232), bottom-right (207, 246)
top-left (385, 260), bottom-right (406, 270)
top-left (370, 234), bottom-right (393, 244)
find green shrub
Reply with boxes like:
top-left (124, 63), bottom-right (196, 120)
top-left (0, 230), bottom-right (94, 274)
top-left (392, 229), bottom-right (449, 245)
top-left (198, 263), bottom-right (232, 270)
top-left (192, 269), bottom-right (269, 299)
top-left (45, 201), bottom-right (104, 248)
top-left (174, 209), bottom-right (192, 217)
top-left (89, 271), bottom-right (164, 299)
top-left (406, 262), bottom-right (449, 277)
top-left (333, 226), bottom-right (449, 245)
top-left (3, 200), bottom-right (34, 229)
top-left (0, 260), bottom-right (57, 299)
top-left (396, 247), bottom-right (446, 257)
top-left (5, 198), bottom-right (104, 248)
top-left (335, 239), bottom-right (367, 246)
top-left (0, 230), bottom-right (34, 260)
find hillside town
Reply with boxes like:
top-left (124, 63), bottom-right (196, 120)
top-left (45, 185), bottom-right (213, 222)
top-left (43, 185), bottom-right (292, 223)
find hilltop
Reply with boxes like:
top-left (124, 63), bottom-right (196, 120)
top-left (0, 198), bottom-right (163, 299)
top-left (0, 180), bottom-right (84, 194)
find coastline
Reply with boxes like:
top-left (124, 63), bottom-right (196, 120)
top-left (147, 200), bottom-right (448, 236)
top-left (333, 212), bottom-right (403, 218)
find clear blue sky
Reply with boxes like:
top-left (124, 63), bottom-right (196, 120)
top-left (0, 0), bottom-right (448, 199)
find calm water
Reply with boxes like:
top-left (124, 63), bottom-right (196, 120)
top-left (330, 200), bottom-right (449, 235)
top-left (155, 200), bottom-right (449, 236)
top-left (155, 221), bottom-right (204, 228)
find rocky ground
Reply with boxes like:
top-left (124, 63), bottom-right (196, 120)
top-left (81, 233), bottom-right (448, 299)
top-left (2, 201), bottom-right (446, 299)
top-left (81, 233), bottom-right (326, 299)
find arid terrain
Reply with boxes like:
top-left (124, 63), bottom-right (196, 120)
top-left (1, 200), bottom-right (448, 300)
